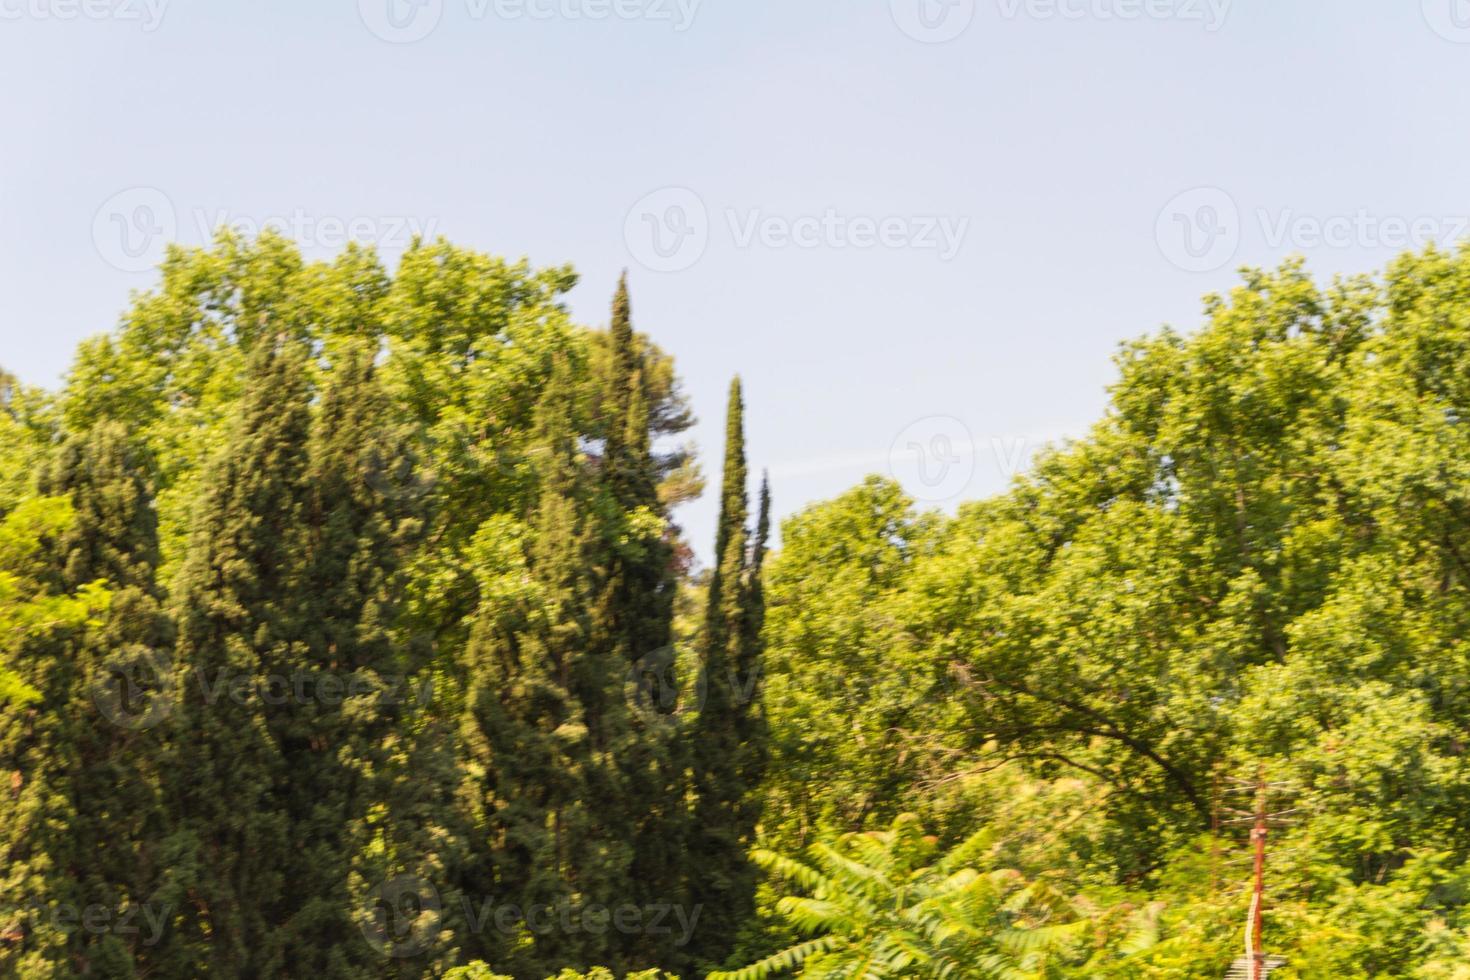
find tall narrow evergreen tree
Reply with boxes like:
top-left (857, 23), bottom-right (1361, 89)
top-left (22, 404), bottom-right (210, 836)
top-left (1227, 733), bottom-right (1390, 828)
top-left (595, 276), bottom-right (688, 966)
top-left (161, 335), bottom-right (313, 977)
top-left (689, 378), bottom-right (771, 969)
top-left (47, 425), bottom-right (175, 979)
top-left (267, 340), bottom-right (426, 975)
top-left (457, 357), bottom-right (631, 976)
top-left (599, 275), bottom-right (677, 674)
top-left (741, 471), bottom-right (771, 795)
top-left (0, 423), bottom-right (172, 979)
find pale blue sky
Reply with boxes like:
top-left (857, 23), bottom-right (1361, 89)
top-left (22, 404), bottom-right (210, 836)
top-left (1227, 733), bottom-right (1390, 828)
top-left (3, 0), bottom-right (1468, 560)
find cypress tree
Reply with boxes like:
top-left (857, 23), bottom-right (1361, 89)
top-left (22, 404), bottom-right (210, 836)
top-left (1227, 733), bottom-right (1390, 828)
top-left (267, 340), bottom-right (426, 975)
top-left (741, 471), bottom-right (771, 789)
top-left (0, 423), bottom-right (172, 979)
top-left (595, 276), bottom-right (688, 967)
top-left (49, 425), bottom-right (175, 979)
top-left (460, 279), bottom-right (694, 974)
top-left (161, 335), bottom-right (313, 977)
top-left (458, 356), bottom-right (631, 977)
top-left (689, 378), bottom-right (771, 969)
top-left (599, 275), bottom-right (676, 671)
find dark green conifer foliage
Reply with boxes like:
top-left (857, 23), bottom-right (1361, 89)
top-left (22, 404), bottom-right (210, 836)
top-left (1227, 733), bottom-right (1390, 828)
top-left (162, 336), bottom-right (313, 977)
top-left (0, 423), bottom-right (172, 979)
top-left (741, 471), bottom-right (771, 789)
top-left (47, 424), bottom-right (175, 979)
top-left (596, 277), bottom-right (688, 967)
top-left (600, 275), bottom-right (675, 669)
top-left (457, 357), bottom-right (631, 977)
top-left (269, 340), bottom-right (426, 975)
top-left (689, 379), bottom-right (771, 969)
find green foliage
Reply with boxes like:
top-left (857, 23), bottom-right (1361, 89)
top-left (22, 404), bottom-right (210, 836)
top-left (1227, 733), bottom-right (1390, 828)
top-left (162, 335), bottom-right (317, 975)
top-left (0, 497), bottom-right (108, 707)
top-left (759, 476), bottom-right (945, 851)
top-left (0, 422), bottom-right (177, 979)
top-left (442, 965), bottom-right (677, 980)
top-left (748, 247), bottom-right (1470, 978)
top-left (0, 367), bottom-right (57, 515)
top-left (689, 379), bottom-right (772, 969)
top-left (20, 229), bottom-right (1470, 978)
top-left (453, 279), bottom-right (697, 976)
top-left (712, 813), bottom-right (1111, 980)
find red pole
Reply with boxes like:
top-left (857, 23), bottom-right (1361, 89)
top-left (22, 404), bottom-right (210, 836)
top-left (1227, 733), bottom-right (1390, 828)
top-left (1210, 768), bottom-right (1221, 895)
top-left (1250, 768), bottom-right (1267, 980)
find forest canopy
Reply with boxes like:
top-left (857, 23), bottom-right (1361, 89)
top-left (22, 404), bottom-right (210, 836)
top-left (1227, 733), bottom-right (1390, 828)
top-left (5, 235), bottom-right (1470, 978)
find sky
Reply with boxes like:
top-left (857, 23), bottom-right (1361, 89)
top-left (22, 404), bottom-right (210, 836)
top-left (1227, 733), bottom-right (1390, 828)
top-left (3, 0), bottom-right (1469, 562)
